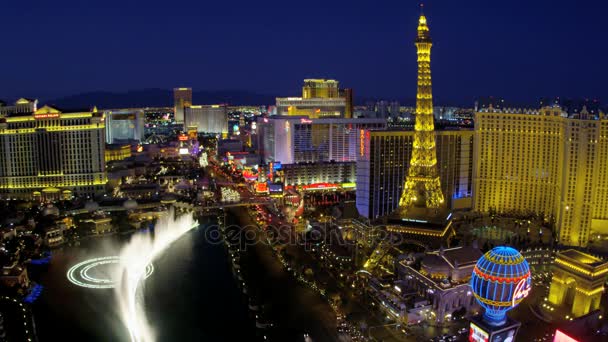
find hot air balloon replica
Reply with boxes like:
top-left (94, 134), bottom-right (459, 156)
top-left (468, 246), bottom-right (532, 342)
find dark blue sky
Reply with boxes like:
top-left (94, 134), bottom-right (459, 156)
top-left (3, 0), bottom-right (607, 106)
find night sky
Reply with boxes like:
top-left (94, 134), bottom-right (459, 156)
top-left (3, 0), bottom-right (607, 106)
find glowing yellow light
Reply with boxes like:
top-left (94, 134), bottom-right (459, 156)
top-left (397, 15), bottom-right (445, 212)
top-left (574, 287), bottom-right (604, 296)
top-left (554, 258), bottom-right (608, 277)
top-left (5, 117), bottom-right (35, 123)
top-left (60, 113), bottom-right (93, 119)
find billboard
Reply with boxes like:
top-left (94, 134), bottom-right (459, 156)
top-left (341, 182), bottom-right (356, 189)
top-left (491, 328), bottom-right (517, 342)
top-left (469, 323), bottom-right (489, 342)
top-left (470, 321), bottom-right (520, 342)
top-left (112, 114), bottom-right (136, 120)
top-left (302, 183), bottom-right (338, 191)
top-left (553, 330), bottom-right (579, 342)
top-left (242, 169), bottom-right (257, 181)
top-left (268, 183), bottom-right (283, 195)
top-left (255, 182), bottom-right (269, 194)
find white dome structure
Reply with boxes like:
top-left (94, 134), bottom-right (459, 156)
top-left (84, 201), bottom-right (100, 212)
top-left (123, 199), bottom-right (138, 210)
top-left (42, 205), bottom-right (59, 217)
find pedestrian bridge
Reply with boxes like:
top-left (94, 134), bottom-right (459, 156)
top-left (175, 199), bottom-right (274, 211)
top-left (63, 198), bottom-right (274, 216)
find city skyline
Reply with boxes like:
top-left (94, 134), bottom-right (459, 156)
top-left (2, 1), bottom-right (607, 105)
top-left (1, 3), bottom-right (607, 342)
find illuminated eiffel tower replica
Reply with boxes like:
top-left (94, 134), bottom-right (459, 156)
top-left (398, 9), bottom-right (445, 216)
top-left (385, 7), bottom-right (453, 244)
top-left (364, 8), bottom-right (454, 273)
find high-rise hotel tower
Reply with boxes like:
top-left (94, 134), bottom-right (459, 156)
top-left (0, 105), bottom-right (106, 200)
top-left (357, 129), bottom-right (474, 220)
top-left (473, 106), bottom-right (608, 247)
top-left (397, 12), bottom-right (445, 216)
top-left (173, 87), bottom-right (192, 124)
top-left (276, 79), bottom-right (354, 119)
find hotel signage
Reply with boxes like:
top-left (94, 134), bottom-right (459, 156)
top-left (34, 113), bottom-right (60, 119)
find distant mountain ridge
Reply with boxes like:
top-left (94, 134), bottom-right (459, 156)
top-left (42, 88), bottom-right (481, 110)
top-left (45, 89), bottom-right (278, 109)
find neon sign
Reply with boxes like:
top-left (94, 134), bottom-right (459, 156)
top-left (34, 113), bottom-right (60, 119)
top-left (242, 170), bottom-right (257, 180)
top-left (470, 247), bottom-right (531, 324)
top-left (300, 118), bottom-right (312, 124)
top-left (255, 182), bottom-right (269, 194)
top-left (360, 129), bottom-right (365, 156)
top-left (512, 278), bottom-right (531, 307)
top-left (302, 183), bottom-right (338, 190)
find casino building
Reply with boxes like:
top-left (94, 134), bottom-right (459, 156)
top-left (356, 128), bottom-right (474, 219)
top-left (104, 109), bottom-right (145, 143)
top-left (474, 106), bottom-right (608, 247)
top-left (282, 161), bottom-right (355, 187)
top-left (396, 246), bottom-right (482, 324)
top-left (256, 116), bottom-right (386, 164)
top-left (468, 247), bottom-right (532, 342)
top-left (0, 98), bottom-right (38, 117)
top-left (184, 104), bottom-right (228, 135)
top-left (0, 105), bottom-right (106, 200)
top-left (173, 87), bottom-right (192, 124)
top-left (276, 79), bottom-right (353, 119)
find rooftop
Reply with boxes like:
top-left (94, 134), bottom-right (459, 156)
top-left (478, 105), bottom-right (606, 120)
top-left (386, 216), bottom-right (448, 231)
top-left (303, 79), bottom-right (338, 84)
top-left (440, 246), bottom-right (483, 267)
top-left (422, 246), bottom-right (482, 270)
top-left (558, 249), bottom-right (606, 267)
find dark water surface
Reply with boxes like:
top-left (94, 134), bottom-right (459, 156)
top-left (31, 222), bottom-right (254, 341)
